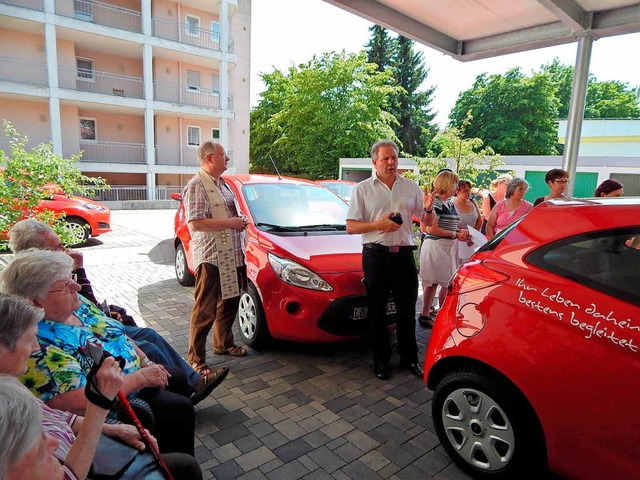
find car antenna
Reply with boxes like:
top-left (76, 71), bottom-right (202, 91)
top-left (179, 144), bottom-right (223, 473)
top-left (269, 155), bottom-right (282, 180)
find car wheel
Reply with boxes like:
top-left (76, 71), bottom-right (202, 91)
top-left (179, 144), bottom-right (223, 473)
top-left (175, 243), bottom-right (195, 286)
top-left (65, 217), bottom-right (90, 246)
top-left (433, 369), bottom-right (546, 479)
top-left (237, 283), bottom-right (270, 348)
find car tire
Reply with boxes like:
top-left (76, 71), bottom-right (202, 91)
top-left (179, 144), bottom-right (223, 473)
top-left (175, 243), bottom-right (195, 286)
top-left (433, 369), bottom-right (546, 479)
top-left (65, 217), bottom-right (90, 246)
top-left (237, 283), bottom-right (270, 349)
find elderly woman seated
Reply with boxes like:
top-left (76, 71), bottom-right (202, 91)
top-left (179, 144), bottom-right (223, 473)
top-left (0, 249), bottom-right (196, 457)
top-left (0, 293), bottom-right (202, 479)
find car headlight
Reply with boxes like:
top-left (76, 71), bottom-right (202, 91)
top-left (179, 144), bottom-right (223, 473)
top-left (268, 252), bottom-right (333, 291)
top-left (81, 203), bottom-right (107, 211)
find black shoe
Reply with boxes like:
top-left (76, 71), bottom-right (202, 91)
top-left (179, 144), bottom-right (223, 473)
top-left (417, 315), bottom-right (434, 328)
top-left (399, 361), bottom-right (423, 378)
top-left (374, 362), bottom-right (392, 380)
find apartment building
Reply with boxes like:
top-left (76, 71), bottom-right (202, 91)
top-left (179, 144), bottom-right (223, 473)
top-left (0, 0), bottom-right (251, 199)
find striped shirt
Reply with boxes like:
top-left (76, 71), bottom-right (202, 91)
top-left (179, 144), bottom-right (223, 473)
top-left (424, 196), bottom-right (459, 239)
top-left (183, 174), bottom-right (245, 270)
top-left (39, 399), bottom-right (79, 480)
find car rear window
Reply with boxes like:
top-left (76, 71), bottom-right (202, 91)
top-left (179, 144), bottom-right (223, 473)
top-left (476, 217), bottom-right (524, 253)
top-left (526, 227), bottom-right (640, 306)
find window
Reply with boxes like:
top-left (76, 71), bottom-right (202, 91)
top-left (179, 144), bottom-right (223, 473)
top-left (211, 74), bottom-right (220, 101)
top-left (186, 15), bottom-right (200, 37)
top-left (186, 70), bottom-right (200, 92)
top-left (187, 126), bottom-right (200, 147)
top-left (527, 227), bottom-right (640, 305)
top-left (80, 118), bottom-right (96, 141)
top-left (211, 21), bottom-right (220, 47)
top-left (212, 128), bottom-right (220, 139)
top-left (76, 57), bottom-right (94, 82)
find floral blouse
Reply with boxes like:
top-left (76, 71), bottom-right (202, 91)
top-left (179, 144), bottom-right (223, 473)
top-left (21, 297), bottom-right (140, 402)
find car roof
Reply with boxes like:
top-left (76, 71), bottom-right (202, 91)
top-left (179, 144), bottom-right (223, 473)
top-left (516, 197), bottom-right (640, 243)
top-left (317, 180), bottom-right (357, 185)
top-left (223, 174), bottom-right (319, 186)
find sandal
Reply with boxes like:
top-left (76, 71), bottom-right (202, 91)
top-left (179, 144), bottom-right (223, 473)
top-left (418, 315), bottom-right (434, 328)
top-left (191, 363), bottom-right (212, 376)
top-left (214, 345), bottom-right (248, 357)
top-left (191, 366), bottom-right (229, 405)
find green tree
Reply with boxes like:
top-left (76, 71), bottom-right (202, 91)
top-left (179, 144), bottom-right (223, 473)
top-left (250, 52), bottom-right (400, 179)
top-left (391, 36), bottom-right (438, 156)
top-left (541, 58), bottom-right (640, 118)
top-left (405, 119), bottom-right (504, 191)
top-left (449, 68), bottom-right (560, 155)
top-left (0, 120), bottom-right (109, 248)
top-left (365, 25), bottom-right (394, 72)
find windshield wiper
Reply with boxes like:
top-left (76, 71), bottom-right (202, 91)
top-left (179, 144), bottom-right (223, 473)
top-left (299, 224), bottom-right (346, 231)
top-left (255, 223), bottom-right (301, 232)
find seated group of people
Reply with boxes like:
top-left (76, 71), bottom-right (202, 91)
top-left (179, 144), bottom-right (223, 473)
top-left (0, 219), bottom-right (230, 479)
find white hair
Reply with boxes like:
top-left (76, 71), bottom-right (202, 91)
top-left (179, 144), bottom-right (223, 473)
top-left (0, 375), bottom-right (43, 478)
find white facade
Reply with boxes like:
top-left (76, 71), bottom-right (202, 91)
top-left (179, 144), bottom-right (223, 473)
top-left (558, 118), bottom-right (640, 156)
top-left (0, 0), bottom-right (251, 199)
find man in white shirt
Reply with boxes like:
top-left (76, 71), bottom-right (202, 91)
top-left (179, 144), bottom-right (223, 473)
top-left (346, 140), bottom-right (434, 380)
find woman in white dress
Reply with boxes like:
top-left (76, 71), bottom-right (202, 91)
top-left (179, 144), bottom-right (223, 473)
top-left (454, 180), bottom-right (482, 265)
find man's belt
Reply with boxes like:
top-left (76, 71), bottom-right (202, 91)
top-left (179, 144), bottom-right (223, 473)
top-left (363, 243), bottom-right (417, 253)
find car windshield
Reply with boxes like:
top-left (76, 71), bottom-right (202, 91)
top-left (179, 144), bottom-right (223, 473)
top-left (243, 183), bottom-right (348, 228)
top-left (322, 182), bottom-right (354, 201)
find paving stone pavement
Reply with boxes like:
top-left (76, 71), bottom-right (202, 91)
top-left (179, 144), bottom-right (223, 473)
top-left (8, 210), bottom-right (476, 480)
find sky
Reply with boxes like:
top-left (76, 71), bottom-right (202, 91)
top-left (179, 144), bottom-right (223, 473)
top-left (250, 0), bottom-right (640, 127)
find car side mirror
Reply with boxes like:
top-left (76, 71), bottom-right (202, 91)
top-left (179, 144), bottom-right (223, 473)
top-left (171, 193), bottom-right (182, 202)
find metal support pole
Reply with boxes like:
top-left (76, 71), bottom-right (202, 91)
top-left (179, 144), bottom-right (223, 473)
top-left (562, 35), bottom-right (594, 196)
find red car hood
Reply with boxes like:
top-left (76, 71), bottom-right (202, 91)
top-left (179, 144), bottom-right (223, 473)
top-left (257, 231), bottom-right (364, 274)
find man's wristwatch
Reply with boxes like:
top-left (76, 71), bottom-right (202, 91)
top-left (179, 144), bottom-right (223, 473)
top-left (140, 357), bottom-right (153, 367)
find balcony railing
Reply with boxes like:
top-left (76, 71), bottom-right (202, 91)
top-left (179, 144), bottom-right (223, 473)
top-left (0, 0), bottom-right (44, 10)
top-left (92, 185), bottom-right (183, 202)
top-left (0, 57), bottom-right (48, 86)
top-left (155, 147), bottom-right (234, 167)
top-left (0, 136), bottom-right (52, 155)
top-left (152, 17), bottom-right (233, 53)
top-left (79, 141), bottom-right (145, 164)
top-left (58, 66), bottom-right (144, 99)
top-left (154, 83), bottom-right (233, 110)
top-left (55, 0), bottom-right (142, 33)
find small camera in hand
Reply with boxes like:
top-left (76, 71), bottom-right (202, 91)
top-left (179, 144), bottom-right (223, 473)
top-left (390, 212), bottom-right (403, 225)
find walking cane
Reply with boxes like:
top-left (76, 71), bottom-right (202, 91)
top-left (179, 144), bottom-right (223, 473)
top-left (86, 342), bottom-right (174, 480)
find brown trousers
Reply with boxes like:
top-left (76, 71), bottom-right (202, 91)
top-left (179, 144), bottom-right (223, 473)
top-left (187, 263), bottom-right (246, 368)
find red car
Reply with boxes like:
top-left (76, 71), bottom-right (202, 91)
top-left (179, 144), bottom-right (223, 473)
top-left (38, 191), bottom-right (111, 245)
top-left (424, 197), bottom-right (640, 479)
top-left (172, 174), bottom-right (395, 347)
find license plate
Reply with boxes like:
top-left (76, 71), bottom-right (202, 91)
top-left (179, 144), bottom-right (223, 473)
top-left (352, 301), bottom-right (396, 320)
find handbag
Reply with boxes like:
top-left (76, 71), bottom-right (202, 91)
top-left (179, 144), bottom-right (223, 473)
top-left (91, 435), bottom-right (166, 480)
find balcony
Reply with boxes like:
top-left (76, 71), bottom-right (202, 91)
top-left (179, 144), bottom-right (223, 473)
top-left (55, 0), bottom-right (142, 33)
top-left (152, 17), bottom-right (233, 53)
top-left (0, 0), bottom-right (43, 10)
top-left (154, 83), bottom-right (233, 110)
top-left (155, 146), bottom-right (199, 167)
top-left (78, 141), bottom-right (145, 164)
top-left (0, 57), bottom-right (48, 86)
top-left (155, 147), bottom-right (234, 167)
top-left (58, 66), bottom-right (144, 99)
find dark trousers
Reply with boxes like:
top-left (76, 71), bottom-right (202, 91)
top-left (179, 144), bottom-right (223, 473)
top-left (137, 366), bottom-right (195, 456)
top-left (362, 247), bottom-right (419, 366)
top-left (188, 263), bottom-right (246, 367)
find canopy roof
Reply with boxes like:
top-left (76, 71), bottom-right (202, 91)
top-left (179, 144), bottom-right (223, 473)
top-left (323, 0), bottom-right (640, 61)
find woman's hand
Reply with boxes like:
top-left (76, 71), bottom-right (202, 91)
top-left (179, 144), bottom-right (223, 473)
top-left (103, 423), bottom-right (158, 452)
top-left (139, 363), bottom-right (171, 389)
top-left (94, 356), bottom-right (125, 401)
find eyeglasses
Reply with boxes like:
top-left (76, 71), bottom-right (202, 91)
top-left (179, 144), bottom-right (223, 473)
top-left (554, 179), bottom-right (570, 184)
top-left (49, 274), bottom-right (78, 294)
